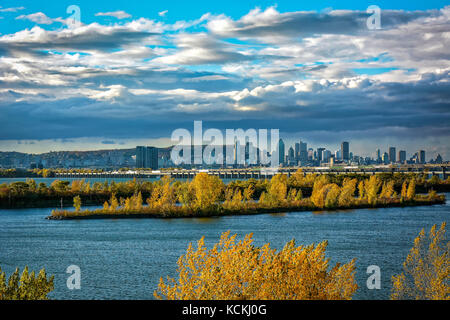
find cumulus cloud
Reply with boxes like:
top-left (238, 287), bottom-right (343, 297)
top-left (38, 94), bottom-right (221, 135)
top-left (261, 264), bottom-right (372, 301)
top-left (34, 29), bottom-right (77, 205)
top-left (0, 6), bottom-right (25, 13)
top-left (16, 12), bottom-right (54, 25)
top-left (95, 11), bottom-right (132, 19)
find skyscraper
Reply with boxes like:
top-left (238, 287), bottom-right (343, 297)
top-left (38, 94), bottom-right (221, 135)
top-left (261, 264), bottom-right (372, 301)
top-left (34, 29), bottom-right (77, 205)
top-left (277, 139), bottom-right (285, 166)
top-left (376, 149), bottom-right (381, 163)
top-left (288, 147), bottom-right (295, 165)
top-left (299, 141), bottom-right (308, 162)
top-left (317, 148), bottom-right (325, 161)
top-left (341, 142), bottom-right (349, 161)
top-left (136, 146), bottom-right (158, 169)
top-left (419, 150), bottom-right (426, 164)
top-left (294, 143), bottom-right (300, 162)
top-left (389, 147), bottom-right (396, 163)
top-left (398, 150), bottom-right (406, 164)
top-left (322, 150), bottom-right (331, 163)
top-left (382, 152), bottom-right (389, 164)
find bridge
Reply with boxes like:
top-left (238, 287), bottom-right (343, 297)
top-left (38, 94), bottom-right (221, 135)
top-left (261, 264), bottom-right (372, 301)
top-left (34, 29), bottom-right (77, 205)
top-left (53, 165), bottom-right (449, 180)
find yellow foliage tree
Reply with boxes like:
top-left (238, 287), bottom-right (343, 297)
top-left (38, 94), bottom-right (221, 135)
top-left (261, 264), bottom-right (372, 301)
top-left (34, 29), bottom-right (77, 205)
top-left (391, 222), bottom-right (449, 300)
top-left (400, 181), bottom-right (408, 201)
top-left (338, 178), bottom-right (357, 207)
top-left (324, 184), bottom-right (340, 208)
top-left (310, 175), bottom-right (330, 208)
top-left (365, 175), bottom-right (382, 205)
top-left (358, 181), bottom-right (365, 200)
top-left (155, 231), bottom-right (357, 300)
top-left (190, 173), bottom-right (224, 211)
top-left (0, 266), bottom-right (54, 300)
top-left (268, 174), bottom-right (288, 205)
top-left (73, 196), bottom-right (81, 212)
top-left (407, 179), bottom-right (416, 200)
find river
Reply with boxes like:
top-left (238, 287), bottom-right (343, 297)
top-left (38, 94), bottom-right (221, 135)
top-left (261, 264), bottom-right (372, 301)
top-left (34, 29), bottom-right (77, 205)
top-left (0, 193), bottom-right (448, 300)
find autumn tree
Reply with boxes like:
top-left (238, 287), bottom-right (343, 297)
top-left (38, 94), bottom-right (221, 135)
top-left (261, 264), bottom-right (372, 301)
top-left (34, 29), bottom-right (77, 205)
top-left (190, 173), bottom-right (224, 211)
top-left (243, 184), bottom-right (255, 202)
top-left (365, 175), bottom-right (382, 205)
top-left (324, 184), bottom-right (340, 208)
top-left (155, 231), bottom-right (358, 300)
top-left (0, 266), bottom-right (54, 300)
top-left (407, 179), bottom-right (416, 200)
top-left (267, 174), bottom-right (288, 205)
top-left (358, 181), bottom-right (366, 200)
top-left (379, 181), bottom-right (395, 201)
top-left (391, 223), bottom-right (449, 300)
top-left (400, 181), bottom-right (408, 201)
top-left (338, 178), bottom-right (357, 207)
top-left (310, 175), bottom-right (330, 208)
top-left (73, 196), bottom-right (81, 212)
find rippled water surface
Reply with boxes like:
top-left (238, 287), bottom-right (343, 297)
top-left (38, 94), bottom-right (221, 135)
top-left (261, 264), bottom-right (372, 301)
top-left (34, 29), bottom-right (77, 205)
top-left (0, 194), bottom-right (448, 300)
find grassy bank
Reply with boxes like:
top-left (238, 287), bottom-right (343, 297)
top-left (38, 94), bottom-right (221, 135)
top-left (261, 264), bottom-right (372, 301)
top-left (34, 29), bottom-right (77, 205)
top-left (2, 170), bottom-right (450, 209)
top-left (48, 172), bottom-right (446, 220)
top-left (48, 196), bottom-right (446, 220)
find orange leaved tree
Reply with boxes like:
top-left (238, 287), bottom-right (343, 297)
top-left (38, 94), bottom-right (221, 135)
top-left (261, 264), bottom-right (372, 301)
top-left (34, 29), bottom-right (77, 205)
top-left (391, 222), bottom-right (449, 300)
top-left (155, 231), bottom-right (357, 300)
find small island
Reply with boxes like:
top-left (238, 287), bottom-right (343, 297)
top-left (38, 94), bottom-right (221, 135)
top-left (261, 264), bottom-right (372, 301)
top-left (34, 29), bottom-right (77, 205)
top-left (48, 171), bottom-right (446, 220)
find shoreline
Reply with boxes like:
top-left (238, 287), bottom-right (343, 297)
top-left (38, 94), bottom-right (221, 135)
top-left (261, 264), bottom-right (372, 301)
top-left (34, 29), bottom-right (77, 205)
top-left (47, 196), bottom-right (446, 220)
top-left (2, 185), bottom-right (450, 210)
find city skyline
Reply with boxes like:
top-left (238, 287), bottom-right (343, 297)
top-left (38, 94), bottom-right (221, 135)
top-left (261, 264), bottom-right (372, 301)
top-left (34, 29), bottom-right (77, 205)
top-left (0, 138), bottom-right (445, 169)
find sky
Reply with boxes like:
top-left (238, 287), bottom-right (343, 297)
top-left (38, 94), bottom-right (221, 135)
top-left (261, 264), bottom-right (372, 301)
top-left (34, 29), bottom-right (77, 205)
top-left (0, 0), bottom-right (449, 160)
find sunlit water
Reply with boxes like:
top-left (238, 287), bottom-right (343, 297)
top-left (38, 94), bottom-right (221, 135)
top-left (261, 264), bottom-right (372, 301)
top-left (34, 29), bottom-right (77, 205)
top-left (0, 194), bottom-right (448, 300)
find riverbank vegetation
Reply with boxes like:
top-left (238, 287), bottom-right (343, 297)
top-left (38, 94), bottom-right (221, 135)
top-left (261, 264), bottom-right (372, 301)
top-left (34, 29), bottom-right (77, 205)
top-left (49, 171), bottom-right (445, 219)
top-left (391, 222), bottom-right (449, 300)
top-left (2, 169), bottom-right (449, 209)
top-left (155, 231), bottom-right (358, 300)
top-left (156, 223), bottom-right (448, 300)
top-left (0, 267), bottom-right (54, 300)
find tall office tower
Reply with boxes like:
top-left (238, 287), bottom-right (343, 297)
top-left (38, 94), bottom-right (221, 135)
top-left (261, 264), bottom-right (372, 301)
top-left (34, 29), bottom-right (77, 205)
top-left (341, 141), bottom-right (349, 161)
top-left (322, 150), bottom-right (331, 163)
top-left (277, 139), bottom-right (285, 166)
top-left (136, 146), bottom-right (158, 169)
top-left (419, 150), bottom-right (426, 164)
top-left (382, 152), bottom-right (389, 164)
top-left (398, 150), bottom-right (406, 164)
top-left (288, 147), bottom-right (295, 165)
top-left (308, 148), bottom-right (314, 161)
top-left (335, 150), bottom-right (341, 160)
top-left (136, 146), bottom-right (146, 168)
top-left (317, 148), bottom-right (325, 161)
top-left (294, 143), bottom-right (300, 162)
top-left (300, 141), bottom-right (308, 162)
top-left (389, 147), bottom-right (396, 163)
top-left (376, 149), bottom-right (381, 163)
top-left (146, 147), bottom-right (158, 169)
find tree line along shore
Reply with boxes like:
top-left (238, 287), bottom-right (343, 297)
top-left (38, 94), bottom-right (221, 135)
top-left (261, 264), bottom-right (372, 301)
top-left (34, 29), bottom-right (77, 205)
top-left (47, 171), bottom-right (445, 220)
top-left (1, 170), bottom-right (449, 209)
